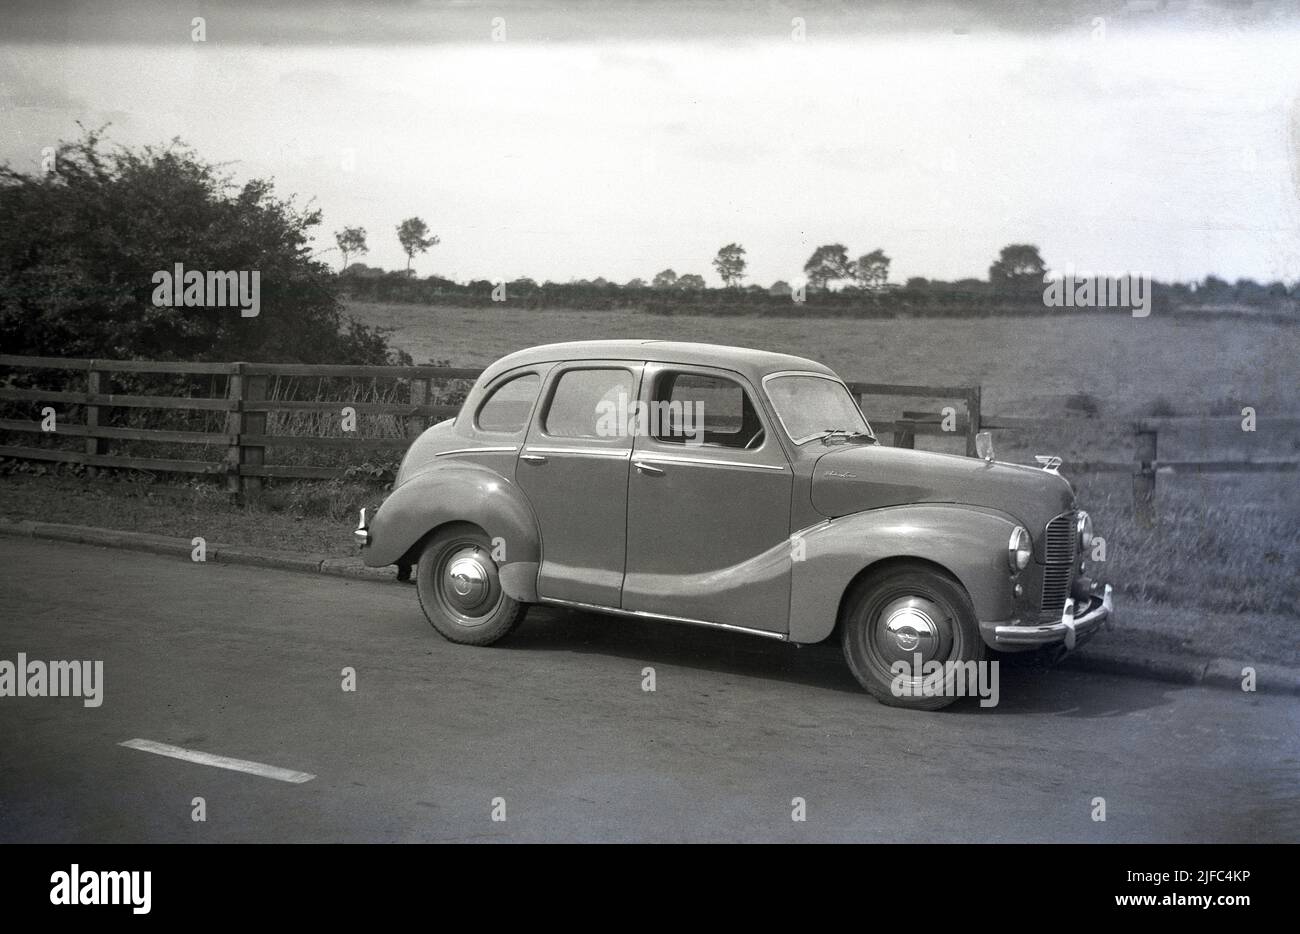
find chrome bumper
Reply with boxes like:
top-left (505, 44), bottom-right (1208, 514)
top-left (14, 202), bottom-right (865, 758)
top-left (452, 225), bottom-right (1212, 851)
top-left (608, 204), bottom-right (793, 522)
top-left (990, 583), bottom-right (1113, 650)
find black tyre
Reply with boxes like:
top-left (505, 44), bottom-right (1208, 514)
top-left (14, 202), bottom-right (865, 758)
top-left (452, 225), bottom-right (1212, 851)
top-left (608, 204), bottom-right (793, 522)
top-left (840, 563), bottom-right (986, 710)
top-left (415, 524), bottom-right (527, 646)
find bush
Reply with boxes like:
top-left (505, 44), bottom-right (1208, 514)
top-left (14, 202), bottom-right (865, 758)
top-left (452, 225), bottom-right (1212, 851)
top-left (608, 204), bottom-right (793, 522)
top-left (0, 128), bottom-right (403, 366)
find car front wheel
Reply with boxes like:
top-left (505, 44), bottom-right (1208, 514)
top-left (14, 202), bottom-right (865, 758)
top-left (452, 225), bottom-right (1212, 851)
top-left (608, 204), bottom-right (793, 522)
top-left (840, 563), bottom-right (986, 710)
top-left (415, 524), bottom-right (527, 645)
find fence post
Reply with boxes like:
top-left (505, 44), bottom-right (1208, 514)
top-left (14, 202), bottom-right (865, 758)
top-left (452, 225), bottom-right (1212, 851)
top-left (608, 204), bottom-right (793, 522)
top-left (407, 378), bottom-right (429, 437)
top-left (965, 386), bottom-right (982, 457)
top-left (241, 371), bottom-right (268, 499)
top-left (1133, 425), bottom-right (1158, 526)
top-left (224, 364), bottom-right (244, 495)
top-left (84, 363), bottom-right (105, 477)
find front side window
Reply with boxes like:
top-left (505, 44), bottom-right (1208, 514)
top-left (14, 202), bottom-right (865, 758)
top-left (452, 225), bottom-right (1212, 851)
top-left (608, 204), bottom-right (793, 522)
top-left (651, 371), bottom-right (763, 449)
top-left (476, 372), bottom-right (540, 433)
top-left (765, 374), bottom-right (872, 444)
top-left (545, 368), bottom-right (634, 439)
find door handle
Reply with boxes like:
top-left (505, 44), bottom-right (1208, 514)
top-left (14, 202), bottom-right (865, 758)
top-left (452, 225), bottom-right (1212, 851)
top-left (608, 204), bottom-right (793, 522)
top-left (633, 461), bottom-right (665, 476)
top-left (520, 453), bottom-right (548, 465)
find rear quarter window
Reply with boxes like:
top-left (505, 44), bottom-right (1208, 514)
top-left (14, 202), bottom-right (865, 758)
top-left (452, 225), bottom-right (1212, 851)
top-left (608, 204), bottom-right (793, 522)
top-left (475, 373), bottom-right (541, 433)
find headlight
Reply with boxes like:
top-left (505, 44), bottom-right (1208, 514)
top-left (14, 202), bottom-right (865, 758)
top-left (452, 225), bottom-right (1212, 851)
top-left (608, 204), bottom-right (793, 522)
top-left (1008, 526), bottom-right (1032, 572)
top-left (1076, 511), bottom-right (1093, 551)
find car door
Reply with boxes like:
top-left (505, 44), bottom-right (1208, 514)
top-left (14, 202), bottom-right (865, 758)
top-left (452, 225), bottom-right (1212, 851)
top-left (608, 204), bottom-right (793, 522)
top-left (515, 362), bottom-right (643, 606)
top-left (621, 364), bottom-right (793, 634)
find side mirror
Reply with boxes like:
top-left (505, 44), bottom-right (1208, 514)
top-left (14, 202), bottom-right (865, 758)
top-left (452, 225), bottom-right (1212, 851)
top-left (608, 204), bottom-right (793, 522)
top-left (975, 431), bottom-right (995, 463)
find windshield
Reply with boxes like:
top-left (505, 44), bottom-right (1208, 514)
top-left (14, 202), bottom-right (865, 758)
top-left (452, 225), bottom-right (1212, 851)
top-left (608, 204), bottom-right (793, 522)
top-left (764, 374), bottom-right (874, 444)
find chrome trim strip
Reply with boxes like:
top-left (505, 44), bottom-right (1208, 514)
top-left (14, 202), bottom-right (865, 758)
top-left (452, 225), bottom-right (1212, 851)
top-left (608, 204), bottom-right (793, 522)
top-left (525, 446), bottom-right (631, 458)
top-left (434, 445), bottom-right (519, 457)
top-left (539, 597), bottom-right (788, 641)
top-left (790, 518), bottom-right (833, 538)
top-left (633, 452), bottom-right (786, 471)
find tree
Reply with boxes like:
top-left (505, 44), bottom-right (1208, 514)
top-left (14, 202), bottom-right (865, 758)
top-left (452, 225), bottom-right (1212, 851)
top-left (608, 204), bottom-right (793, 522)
top-left (0, 128), bottom-right (399, 364)
top-left (624, 278), bottom-right (647, 289)
top-left (677, 273), bottom-right (706, 289)
top-left (769, 280), bottom-right (793, 296)
top-left (396, 216), bottom-right (439, 275)
top-left (341, 262), bottom-right (384, 279)
top-left (712, 243), bottom-right (747, 287)
top-left (334, 226), bottom-right (368, 272)
top-left (988, 244), bottom-right (1046, 290)
top-left (803, 244), bottom-right (851, 290)
top-left (851, 249), bottom-right (891, 290)
top-left (1200, 275), bottom-right (1231, 299)
top-left (652, 268), bottom-right (678, 289)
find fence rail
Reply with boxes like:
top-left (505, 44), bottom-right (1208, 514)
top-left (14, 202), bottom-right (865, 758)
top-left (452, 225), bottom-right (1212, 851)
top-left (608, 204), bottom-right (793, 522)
top-left (1, 355), bottom-right (1295, 518)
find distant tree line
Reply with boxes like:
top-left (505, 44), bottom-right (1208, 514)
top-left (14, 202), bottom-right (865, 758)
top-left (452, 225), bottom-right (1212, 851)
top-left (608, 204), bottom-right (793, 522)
top-left (337, 239), bottom-right (1297, 320)
top-left (2, 127), bottom-right (1292, 376)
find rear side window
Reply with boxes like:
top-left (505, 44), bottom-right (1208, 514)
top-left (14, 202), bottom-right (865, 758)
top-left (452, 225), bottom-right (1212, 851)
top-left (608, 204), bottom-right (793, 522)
top-left (545, 368), bottom-right (634, 439)
top-left (476, 373), bottom-right (540, 433)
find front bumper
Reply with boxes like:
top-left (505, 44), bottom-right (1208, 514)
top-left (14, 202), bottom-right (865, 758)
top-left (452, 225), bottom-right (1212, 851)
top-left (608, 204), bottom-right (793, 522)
top-left (985, 583), bottom-right (1113, 650)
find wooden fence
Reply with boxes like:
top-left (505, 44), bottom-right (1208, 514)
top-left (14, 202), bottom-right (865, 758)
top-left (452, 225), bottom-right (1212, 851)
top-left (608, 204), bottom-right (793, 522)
top-left (1, 355), bottom-right (1295, 519)
top-left (0, 355), bottom-right (474, 494)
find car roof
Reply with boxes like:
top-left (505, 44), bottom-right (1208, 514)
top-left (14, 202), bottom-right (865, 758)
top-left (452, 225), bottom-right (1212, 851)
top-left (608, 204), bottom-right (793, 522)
top-left (478, 340), bottom-right (838, 385)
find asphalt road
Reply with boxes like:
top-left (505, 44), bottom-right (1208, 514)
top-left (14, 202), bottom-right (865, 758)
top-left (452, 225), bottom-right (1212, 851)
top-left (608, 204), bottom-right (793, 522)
top-left (1, 537), bottom-right (1296, 843)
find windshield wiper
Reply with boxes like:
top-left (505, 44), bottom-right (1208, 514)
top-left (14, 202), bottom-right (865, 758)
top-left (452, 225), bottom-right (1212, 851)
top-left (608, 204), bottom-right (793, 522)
top-left (817, 428), bottom-right (877, 445)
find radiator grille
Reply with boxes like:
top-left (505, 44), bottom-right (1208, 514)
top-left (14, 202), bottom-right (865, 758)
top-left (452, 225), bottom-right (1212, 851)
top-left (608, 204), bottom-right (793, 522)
top-left (1041, 511), bottom-right (1077, 619)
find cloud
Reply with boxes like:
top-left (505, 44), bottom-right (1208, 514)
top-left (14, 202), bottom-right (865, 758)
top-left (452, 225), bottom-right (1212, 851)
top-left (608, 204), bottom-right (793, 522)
top-left (0, 55), bottom-right (86, 111)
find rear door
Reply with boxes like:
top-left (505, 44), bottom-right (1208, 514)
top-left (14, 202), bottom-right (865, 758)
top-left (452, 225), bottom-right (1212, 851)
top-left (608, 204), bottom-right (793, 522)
top-left (515, 363), bottom-right (643, 606)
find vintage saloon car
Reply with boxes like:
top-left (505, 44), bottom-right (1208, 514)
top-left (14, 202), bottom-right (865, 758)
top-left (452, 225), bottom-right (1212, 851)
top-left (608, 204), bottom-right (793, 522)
top-left (356, 340), bottom-right (1112, 709)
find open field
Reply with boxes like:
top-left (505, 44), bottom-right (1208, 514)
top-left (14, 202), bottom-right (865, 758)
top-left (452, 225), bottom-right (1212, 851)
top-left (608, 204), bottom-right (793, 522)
top-left (346, 301), bottom-right (1300, 419)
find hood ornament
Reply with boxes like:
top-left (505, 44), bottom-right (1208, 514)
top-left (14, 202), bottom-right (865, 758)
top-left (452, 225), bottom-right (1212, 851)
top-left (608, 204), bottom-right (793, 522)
top-left (1034, 455), bottom-right (1063, 473)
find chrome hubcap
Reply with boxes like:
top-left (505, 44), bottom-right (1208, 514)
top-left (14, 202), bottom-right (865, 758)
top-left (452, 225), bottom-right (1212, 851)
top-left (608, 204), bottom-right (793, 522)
top-left (435, 544), bottom-right (502, 625)
top-left (447, 555), bottom-right (489, 607)
top-left (872, 595), bottom-right (953, 670)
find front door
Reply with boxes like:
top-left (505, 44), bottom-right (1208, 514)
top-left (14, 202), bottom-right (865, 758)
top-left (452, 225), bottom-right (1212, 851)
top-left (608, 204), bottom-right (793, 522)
top-left (515, 363), bottom-right (642, 606)
top-left (621, 365), bottom-right (793, 634)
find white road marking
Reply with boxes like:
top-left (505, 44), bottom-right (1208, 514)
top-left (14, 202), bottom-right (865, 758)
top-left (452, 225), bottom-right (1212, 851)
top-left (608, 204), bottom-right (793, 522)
top-left (119, 738), bottom-right (316, 784)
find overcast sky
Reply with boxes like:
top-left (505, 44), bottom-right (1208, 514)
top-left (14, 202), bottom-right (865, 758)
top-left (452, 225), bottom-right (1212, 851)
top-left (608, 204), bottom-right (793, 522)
top-left (2, 1), bottom-right (1298, 285)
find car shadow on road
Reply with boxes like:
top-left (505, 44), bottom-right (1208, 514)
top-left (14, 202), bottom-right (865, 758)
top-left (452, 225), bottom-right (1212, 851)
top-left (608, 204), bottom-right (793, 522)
top-left (951, 658), bottom-right (1182, 719)
top-left (504, 605), bottom-right (865, 694)
top-left (503, 606), bottom-right (1182, 716)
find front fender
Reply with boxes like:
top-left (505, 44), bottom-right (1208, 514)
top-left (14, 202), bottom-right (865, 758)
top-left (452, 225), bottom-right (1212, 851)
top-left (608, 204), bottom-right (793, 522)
top-left (363, 462), bottom-right (541, 601)
top-left (789, 504), bottom-right (1020, 643)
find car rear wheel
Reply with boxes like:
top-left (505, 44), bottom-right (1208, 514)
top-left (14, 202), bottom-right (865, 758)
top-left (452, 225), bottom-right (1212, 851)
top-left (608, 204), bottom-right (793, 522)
top-left (840, 563), bottom-right (986, 710)
top-left (415, 524), bottom-right (526, 645)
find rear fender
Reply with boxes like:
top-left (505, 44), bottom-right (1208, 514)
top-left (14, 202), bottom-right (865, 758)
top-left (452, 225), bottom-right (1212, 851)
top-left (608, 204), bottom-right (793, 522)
top-left (363, 462), bottom-right (541, 602)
